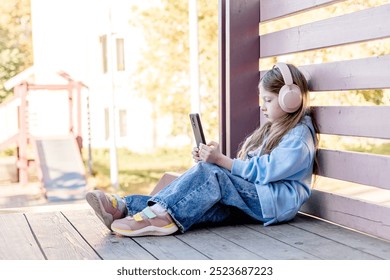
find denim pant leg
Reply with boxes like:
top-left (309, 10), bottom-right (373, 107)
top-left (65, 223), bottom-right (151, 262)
top-left (123, 194), bottom-right (151, 216)
top-left (149, 162), bottom-right (266, 232)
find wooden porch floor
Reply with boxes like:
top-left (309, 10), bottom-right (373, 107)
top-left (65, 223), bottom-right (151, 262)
top-left (1, 207), bottom-right (389, 260)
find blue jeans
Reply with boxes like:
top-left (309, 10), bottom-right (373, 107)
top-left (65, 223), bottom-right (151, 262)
top-left (123, 162), bottom-right (267, 232)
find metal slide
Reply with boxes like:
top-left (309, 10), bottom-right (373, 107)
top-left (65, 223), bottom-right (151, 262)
top-left (34, 136), bottom-right (87, 202)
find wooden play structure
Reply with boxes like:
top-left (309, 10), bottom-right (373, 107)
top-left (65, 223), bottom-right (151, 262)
top-left (0, 71), bottom-right (88, 201)
top-left (0, 0), bottom-right (389, 260)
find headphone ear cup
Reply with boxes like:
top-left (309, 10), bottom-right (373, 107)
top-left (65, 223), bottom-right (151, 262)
top-left (279, 84), bottom-right (302, 113)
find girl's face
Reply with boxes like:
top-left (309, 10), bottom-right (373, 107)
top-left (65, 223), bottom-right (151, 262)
top-left (259, 83), bottom-right (287, 122)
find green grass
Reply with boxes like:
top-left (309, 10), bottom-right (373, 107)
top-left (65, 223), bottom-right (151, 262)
top-left (83, 146), bottom-right (193, 196)
top-left (347, 142), bottom-right (390, 155)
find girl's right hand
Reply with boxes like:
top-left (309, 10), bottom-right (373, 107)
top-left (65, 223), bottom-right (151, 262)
top-left (192, 146), bottom-right (201, 163)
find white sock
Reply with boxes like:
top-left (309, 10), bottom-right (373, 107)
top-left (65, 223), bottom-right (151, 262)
top-left (151, 203), bottom-right (167, 214)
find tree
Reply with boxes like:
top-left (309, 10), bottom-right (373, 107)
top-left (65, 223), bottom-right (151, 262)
top-left (0, 0), bottom-right (33, 103)
top-left (129, 0), bottom-right (219, 144)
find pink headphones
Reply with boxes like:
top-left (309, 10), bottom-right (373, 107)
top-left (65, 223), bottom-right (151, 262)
top-left (274, 63), bottom-right (302, 113)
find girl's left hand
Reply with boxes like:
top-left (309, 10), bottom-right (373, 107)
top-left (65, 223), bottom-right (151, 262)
top-left (199, 141), bottom-right (222, 164)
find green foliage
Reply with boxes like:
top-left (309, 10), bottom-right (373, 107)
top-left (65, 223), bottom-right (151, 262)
top-left (0, 147), bottom-right (16, 157)
top-left (0, 0), bottom-right (32, 103)
top-left (346, 141), bottom-right (390, 155)
top-left (129, 0), bottom-right (219, 141)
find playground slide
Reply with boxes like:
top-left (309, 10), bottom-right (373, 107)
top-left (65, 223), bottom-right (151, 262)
top-left (34, 136), bottom-right (87, 202)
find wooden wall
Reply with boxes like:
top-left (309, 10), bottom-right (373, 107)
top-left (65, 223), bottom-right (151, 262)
top-left (220, 0), bottom-right (390, 240)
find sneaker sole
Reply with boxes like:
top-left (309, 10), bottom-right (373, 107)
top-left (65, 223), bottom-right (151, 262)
top-left (112, 223), bottom-right (178, 237)
top-left (86, 192), bottom-right (113, 230)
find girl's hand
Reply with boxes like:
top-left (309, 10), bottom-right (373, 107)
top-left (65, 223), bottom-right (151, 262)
top-left (199, 141), bottom-right (233, 170)
top-left (199, 141), bottom-right (222, 164)
top-left (192, 146), bottom-right (201, 163)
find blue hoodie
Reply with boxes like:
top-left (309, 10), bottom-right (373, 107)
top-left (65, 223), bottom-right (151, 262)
top-left (231, 115), bottom-right (316, 226)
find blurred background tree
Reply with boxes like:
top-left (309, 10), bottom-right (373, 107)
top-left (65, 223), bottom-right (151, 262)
top-left (129, 0), bottom-right (219, 142)
top-left (0, 0), bottom-right (32, 103)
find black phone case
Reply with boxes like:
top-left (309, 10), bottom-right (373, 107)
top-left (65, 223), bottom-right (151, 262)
top-left (189, 113), bottom-right (206, 147)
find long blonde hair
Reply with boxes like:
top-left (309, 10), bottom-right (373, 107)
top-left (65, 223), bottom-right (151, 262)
top-left (237, 64), bottom-right (314, 159)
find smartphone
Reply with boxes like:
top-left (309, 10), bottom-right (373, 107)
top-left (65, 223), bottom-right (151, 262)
top-left (189, 113), bottom-right (206, 147)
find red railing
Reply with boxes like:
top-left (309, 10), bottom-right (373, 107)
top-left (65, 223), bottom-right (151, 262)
top-left (0, 76), bottom-right (86, 185)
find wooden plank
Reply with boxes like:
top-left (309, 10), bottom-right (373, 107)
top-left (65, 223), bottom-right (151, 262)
top-left (261, 56), bottom-right (390, 91)
top-left (293, 214), bottom-right (390, 259)
top-left (302, 56), bottom-right (390, 91)
top-left (25, 211), bottom-right (100, 260)
top-left (246, 222), bottom-right (379, 259)
top-left (312, 106), bottom-right (390, 139)
top-left (133, 235), bottom-right (209, 260)
top-left (222, 0), bottom-right (260, 157)
top-left (209, 225), bottom-right (319, 259)
top-left (0, 213), bottom-right (44, 260)
top-left (300, 189), bottom-right (390, 241)
top-left (176, 227), bottom-right (263, 259)
top-left (62, 209), bottom-right (155, 260)
top-left (317, 149), bottom-right (390, 190)
top-left (149, 172), bottom-right (179, 196)
top-left (260, 0), bottom-right (345, 22)
top-left (260, 105), bottom-right (390, 138)
top-left (260, 4), bottom-right (390, 58)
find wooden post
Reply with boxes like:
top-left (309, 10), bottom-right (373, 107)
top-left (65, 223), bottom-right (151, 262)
top-left (219, 0), bottom-right (260, 158)
top-left (16, 82), bottom-right (29, 185)
top-left (75, 81), bottom-right (83, 151)
top-left (68, 82), bottom-right (74, 135)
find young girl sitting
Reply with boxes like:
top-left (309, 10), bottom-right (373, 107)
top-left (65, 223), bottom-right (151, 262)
top-left (86, 62), bottom-right (318, 237)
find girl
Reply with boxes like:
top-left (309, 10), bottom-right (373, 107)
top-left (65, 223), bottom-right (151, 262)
top-left (86, 63), bottom-right (318, 237)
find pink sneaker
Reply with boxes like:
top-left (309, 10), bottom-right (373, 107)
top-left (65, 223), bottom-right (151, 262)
top-left (111, 206), bottom-right (178, 237)
top-left (86, 190), bottom-right (127, 230)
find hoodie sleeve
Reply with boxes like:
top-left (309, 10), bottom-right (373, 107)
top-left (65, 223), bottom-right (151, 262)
top-left (231, 135), bottom-right (311, 184)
